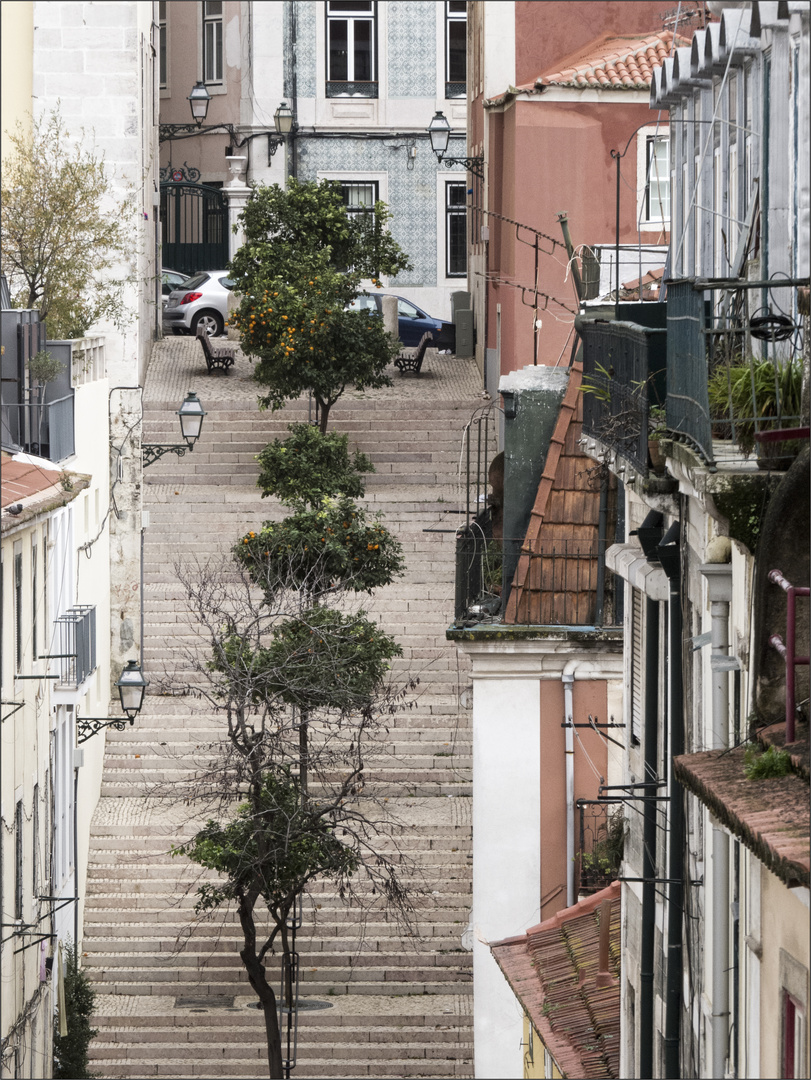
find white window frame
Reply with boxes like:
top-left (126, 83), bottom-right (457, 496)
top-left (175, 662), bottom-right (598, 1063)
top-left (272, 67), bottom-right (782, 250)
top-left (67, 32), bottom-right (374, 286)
top-left (445, 1), bottom-right (467, 96)
top-left (326, 1), bottom-right (377, 88)
top-left (445, 180), bottom-right (467, 278)
top-left (202, 0), bottom-right (223, 85)
top-left (637, 127), bottom-right (670, 228)
top-left (317, 171), bottom-right (389, 284)
top-left (436, 171), bottom-right (467, 286)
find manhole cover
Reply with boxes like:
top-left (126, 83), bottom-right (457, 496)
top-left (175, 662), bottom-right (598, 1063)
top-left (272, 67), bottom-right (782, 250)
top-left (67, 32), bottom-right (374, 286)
top-left (246, 999), bottom-right (334, 1013)
top-left (176, 996), bottom-right (235, 1009)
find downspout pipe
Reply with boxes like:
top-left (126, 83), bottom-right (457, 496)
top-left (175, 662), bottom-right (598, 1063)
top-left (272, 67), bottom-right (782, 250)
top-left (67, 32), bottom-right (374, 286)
top-left (700, 561), bottom-right (734, 1080)
top-left (563, 671), bottom-right (576, 908)
top-left (657, 522), bottom-right (684, 1080)
top-left (640, 595), bottom-right (660, 1079)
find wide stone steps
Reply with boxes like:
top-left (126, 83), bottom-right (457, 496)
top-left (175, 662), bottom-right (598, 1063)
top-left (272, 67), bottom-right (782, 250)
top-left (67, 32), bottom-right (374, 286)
top-left (86, 340), bottom-right (482, 1079)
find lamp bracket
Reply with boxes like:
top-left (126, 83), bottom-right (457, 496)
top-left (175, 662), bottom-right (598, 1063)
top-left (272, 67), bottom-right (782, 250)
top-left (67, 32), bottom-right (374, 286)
top-left (159, 122), bottom-right (238, 143)
top-left (438, 154), bottom-right (484, 180)
top-left (76, 712), bottom-right (134, 744)
top-left (142, 442), bottom-right (192, 468)
top-left (268, 135), bottom-right (285, 164)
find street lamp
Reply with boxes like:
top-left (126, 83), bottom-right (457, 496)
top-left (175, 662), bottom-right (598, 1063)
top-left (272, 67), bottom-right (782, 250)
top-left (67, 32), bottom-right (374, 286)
top-left (76, 660), bottom-right (149, 743)
top-left (427, 110), bottom-right (484, 178)
top-left (188, 81), bottom-right (211, 126)
top-left (142, 391), bottom-right (207, 467)
top-left (268, 101), bottom-right (296, 163)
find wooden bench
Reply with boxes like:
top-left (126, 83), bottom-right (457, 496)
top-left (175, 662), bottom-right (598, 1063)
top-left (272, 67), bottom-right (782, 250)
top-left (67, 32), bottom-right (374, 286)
top-left (197, 325), bottom-right (236, 374)
top-left (394, 331), bottom-right (434, 376)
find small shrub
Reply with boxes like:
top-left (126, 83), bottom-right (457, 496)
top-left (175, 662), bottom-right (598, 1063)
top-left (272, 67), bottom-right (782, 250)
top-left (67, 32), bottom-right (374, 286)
top-left (256, 423), bottom-right (374, 507)
top-left (743, 743), bottom-right (792, 780)
top-left (53, 941), bottom-right (98, 1079)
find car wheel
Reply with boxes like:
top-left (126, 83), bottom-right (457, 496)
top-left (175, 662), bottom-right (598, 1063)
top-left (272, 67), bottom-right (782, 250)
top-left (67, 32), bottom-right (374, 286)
top-left (192, 310), bottom-right (224, 337)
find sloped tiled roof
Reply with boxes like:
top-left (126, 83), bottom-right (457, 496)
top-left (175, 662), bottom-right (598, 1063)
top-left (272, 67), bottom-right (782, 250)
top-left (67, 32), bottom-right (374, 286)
top-left (674, 740), bottom-right (810, 889)
top-left (538, 31), bottom-right (683, 90)
top-left (1, 453), bottom-right (87, 533)
top-left (505, 361), bottom-right (608, 625)
top-left (491, 881), bottom-right (621, 1079)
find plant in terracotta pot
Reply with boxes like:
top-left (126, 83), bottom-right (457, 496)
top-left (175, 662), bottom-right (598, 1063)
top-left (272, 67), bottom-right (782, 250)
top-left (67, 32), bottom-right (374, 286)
top-left (647, 404), bottom-right (668, 473)
top-left (707, 356), bottom-right (803, 467)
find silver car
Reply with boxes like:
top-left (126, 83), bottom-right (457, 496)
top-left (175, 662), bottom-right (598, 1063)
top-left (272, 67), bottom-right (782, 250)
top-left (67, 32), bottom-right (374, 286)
top-left (162, 270), bottom-right (235, 337)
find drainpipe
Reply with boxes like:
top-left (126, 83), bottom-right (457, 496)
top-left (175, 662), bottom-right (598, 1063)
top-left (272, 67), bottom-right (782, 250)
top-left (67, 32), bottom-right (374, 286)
top-left (562, 670), bottom-right (576, 907)
top-left (657, 522), bottom-right (683, 1079)
top-left (700, 559), bottom-right (734, 1080)
top-left (640, 595), bottom-right (660, 1079)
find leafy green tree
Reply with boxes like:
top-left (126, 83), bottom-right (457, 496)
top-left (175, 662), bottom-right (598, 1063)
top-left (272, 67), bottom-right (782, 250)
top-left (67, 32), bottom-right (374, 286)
top-left (53, 941), bottom-right (98, 1079)
top-left (228, 180), bottom-right (411, 432)
top-left (256, 423), bottom-right (374, 508)
top-left (235, 496), bottom-right (403, 600)
top-left (1, 109), bottom-right (134, 339)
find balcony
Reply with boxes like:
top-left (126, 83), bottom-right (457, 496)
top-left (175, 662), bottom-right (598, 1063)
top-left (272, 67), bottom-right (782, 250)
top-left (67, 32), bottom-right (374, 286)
top-left (576, 801), bottom-right (624, 894)
top-left (53, 605), bottom-right (96, 689)
top-left (665, 279), bottom-right (806, 470)
top-left (454, 525), bottom-right (619, 628)
top-left (579, 317), bottom-right (667, 476)
top-left (1, 396), bottom-right (75, 462)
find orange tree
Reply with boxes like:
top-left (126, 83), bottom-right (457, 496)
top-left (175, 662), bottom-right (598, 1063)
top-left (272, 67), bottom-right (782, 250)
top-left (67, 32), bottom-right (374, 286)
top-left (228, 180), bottom-right (411, 432)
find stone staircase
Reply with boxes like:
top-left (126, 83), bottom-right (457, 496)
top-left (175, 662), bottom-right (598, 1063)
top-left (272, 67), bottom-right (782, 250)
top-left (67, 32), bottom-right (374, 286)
top-left (83, 343), bottom-right (487, 1078)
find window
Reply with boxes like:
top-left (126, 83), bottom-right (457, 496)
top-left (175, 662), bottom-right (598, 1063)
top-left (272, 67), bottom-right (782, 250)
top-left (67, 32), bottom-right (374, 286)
top-left (446, 182), bottom-right (467, 277)
top-left (326, 1), bottom-right (377, 97)
top-left (31, 538), bottom-right (38, 660)
top-left (642, 134), bottom-right (670, 225)
top-left (14, 542), bottom-right (22, 673)
top-left (340, 180), bottom-right (379, 216)
top-left (783, 993), bottom-right (806, 1078)
top-left (159, 1), bottom-right (167, 88)
top-left (630, 587), bottom-right (643, 745)
top-left (446, 1), bottom-right (466, 98)
top-left (32, 784), bottom-right (39, 900)
top-left (15, 800), bottom-right (23, 920)
top-left (203, 1), bottom-right (223, 85)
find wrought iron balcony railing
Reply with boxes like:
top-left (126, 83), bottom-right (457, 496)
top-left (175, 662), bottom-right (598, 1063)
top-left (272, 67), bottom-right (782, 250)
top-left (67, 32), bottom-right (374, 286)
top-left (454, 525), bottom-right (618, 628)
top-left (53, 605), bottom-right (96, 689)
top-left (579, 318), bottom-right (667, 475)
top-left (577, 801), bottom-right (624, 894)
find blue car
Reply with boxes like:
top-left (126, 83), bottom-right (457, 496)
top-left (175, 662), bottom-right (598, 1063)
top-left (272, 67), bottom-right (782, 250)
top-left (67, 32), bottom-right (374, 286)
top-left (348, 292), bottom-right (443, 348)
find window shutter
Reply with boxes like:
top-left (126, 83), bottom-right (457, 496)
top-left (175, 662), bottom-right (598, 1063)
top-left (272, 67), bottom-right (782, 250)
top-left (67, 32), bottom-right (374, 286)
top-left (630, 587), bottom-right (644, 745)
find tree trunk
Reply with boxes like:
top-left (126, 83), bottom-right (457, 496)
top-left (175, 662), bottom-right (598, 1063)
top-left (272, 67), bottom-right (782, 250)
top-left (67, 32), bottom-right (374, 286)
top-left (318, 400), bottom-right (331, 434)
top-left (239, 905), bottom-right (284, 1078)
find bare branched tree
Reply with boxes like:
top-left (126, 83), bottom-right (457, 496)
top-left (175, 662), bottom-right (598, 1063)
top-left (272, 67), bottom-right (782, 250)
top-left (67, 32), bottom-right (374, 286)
top-left (166, 550), bottom-right (418, 1079)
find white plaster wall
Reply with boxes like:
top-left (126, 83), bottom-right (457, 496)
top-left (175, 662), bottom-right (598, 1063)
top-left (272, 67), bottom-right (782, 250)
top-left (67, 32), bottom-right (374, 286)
top-left (472, 675), bottom-right (540, 1079)
top-left (482, 0), bottom-right (515, 101)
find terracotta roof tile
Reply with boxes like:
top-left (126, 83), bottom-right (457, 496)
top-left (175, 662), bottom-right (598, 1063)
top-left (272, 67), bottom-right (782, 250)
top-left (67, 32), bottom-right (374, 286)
top-left (491, 882), bottom-right (622, 1079)
top-left (2, 456), bottom-right (63, 507)
top-left (505, 362), bottom-right (611, 626)
top-left (674, 743), bottom-right (810, 888)
top-left (536, 32), bottom-right (684, 91)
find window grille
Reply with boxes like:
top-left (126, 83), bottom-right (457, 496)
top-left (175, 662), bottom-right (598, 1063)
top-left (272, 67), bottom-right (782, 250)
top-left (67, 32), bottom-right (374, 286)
top-left (446, 182), bottom-right (467, 277)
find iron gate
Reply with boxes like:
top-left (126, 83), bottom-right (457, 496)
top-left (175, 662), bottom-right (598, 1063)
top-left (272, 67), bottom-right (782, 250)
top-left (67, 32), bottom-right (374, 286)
top-left (160, 180), bottom-right (228, 275)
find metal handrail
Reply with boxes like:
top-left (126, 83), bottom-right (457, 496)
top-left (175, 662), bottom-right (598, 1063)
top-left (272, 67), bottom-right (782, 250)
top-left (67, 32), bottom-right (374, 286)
top-left (767, 570), bottom-right (810, 743)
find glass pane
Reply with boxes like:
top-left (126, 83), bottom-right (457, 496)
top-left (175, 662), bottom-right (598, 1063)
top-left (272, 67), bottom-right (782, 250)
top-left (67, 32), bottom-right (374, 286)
top-left (398, 300), bottom-right (419, 318)
top-left (205, 1), bottom-right (222, 14)
top-left (329, 1), bottom-right (372, 10)
top-left (329, 19), bottom-right (348, 80)
top-left (447, 183), bottom-right (466, 207)
top-left (448, 21), bottom-right (466, 83)
top-left (448, 213), bottom-right (467, 275)
top-left (448, 1), bottom-right (467, 11)
top-left (353, 20), bottom-right (372, 81)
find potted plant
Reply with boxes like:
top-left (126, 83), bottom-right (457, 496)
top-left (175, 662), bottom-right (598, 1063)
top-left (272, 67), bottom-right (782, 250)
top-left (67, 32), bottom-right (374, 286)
top-left (26, 350), bottom-right (64, 454)
top-left (707, 356), bottom-right (803, 468)
top-left (647, 404), bottom-right (668, 474)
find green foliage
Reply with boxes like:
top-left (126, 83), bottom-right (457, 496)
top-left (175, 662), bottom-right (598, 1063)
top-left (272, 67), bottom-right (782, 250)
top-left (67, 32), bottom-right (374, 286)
top-left (173, 769), bottom-right (358, 914)
top-left (579, 811), bottom-right (625, 885)
top-left (743, 743), bottom-right (793, 779)
top-left (229, 178), bottom-right (411, 287)
top-left (53, 941), bottom-right (98, 1080)
top-left (235, 497), bottom-right (403, 598)
top-left (708, 357), bottom-right (804, 455)
top-left (712, 473), bottom-right (780, 552)
top-left (256, 423), bottom-right (374, 508)
top-left (1, 109), bottom-right (134, 339)
top-left (228, 179), bottom-right (411, 430)
top-left (27, 349), bottom-right (64, 385)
